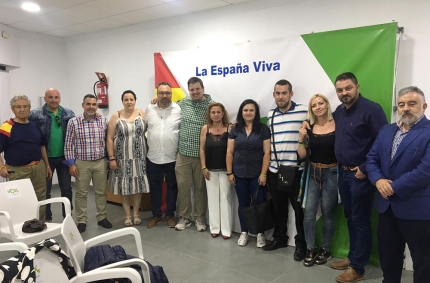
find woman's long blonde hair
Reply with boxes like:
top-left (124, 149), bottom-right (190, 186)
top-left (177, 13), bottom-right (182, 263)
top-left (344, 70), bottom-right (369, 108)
top-left (308, 94), bottom-right (333, 125)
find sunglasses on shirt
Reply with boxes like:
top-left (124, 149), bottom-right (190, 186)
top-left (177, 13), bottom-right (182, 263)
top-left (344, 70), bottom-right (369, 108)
top-left (55, 116), bottom-right (61, 127)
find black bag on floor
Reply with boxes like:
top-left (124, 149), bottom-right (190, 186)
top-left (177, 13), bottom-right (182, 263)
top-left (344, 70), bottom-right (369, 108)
top-left (240, 186), bottom-right (275, 234)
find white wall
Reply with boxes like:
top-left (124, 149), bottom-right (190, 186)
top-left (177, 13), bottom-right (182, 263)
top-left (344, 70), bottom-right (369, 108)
top-left (8, 31), bottom-right (68, 108)
top-left (63, 0), bottom-right (430, 117)
top-left (0, 23), bottom-right (20, 68)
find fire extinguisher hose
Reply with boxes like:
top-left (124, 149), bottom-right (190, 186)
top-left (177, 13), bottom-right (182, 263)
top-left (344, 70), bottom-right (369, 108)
top-left (93, 80), bottom-right (99, 98)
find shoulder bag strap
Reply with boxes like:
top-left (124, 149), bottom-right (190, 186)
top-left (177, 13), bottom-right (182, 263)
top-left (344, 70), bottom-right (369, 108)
top-left (269, 109), bottom-right (280, 168)
top-left (270, 108), bottom-right (302, 167)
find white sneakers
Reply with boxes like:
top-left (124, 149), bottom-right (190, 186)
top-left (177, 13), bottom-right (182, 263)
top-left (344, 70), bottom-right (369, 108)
top-left (175, 218), bottom-right (191, 231)
top-left (195, 219), bottom-right (206, 232)
top-left (238, 232), bottom-right (248, 246)
top-left (175, 218), bottom-right (207, 231)
top-left (256, 233), bottom-right (266, 248)
top-left (237, 232), bottom-right (266, 247)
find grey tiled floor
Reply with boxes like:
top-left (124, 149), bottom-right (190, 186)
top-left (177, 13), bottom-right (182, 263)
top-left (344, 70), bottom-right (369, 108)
top-left (1, 186), bottom-right (414, 283)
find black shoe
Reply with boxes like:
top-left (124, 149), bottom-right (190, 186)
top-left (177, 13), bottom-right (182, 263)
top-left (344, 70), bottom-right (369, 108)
top-left (98, 218), bottom-right (113, 229)
top-left (303, 248), bottom-right (318, 267)
top-left (77, 223), bottom-right (86, 233)
top-left (294, 243), bottom-right (306, 261)
top-left (262, 239), bottom-right (288, 251)
top-left (315, 247), bottom-right (331, 265)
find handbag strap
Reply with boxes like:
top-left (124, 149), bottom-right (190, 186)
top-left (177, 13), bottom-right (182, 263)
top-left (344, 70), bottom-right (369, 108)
top-left (250, 183), bottom-right (263, 207)
top-left (269, 108), bottom-right (301, 168)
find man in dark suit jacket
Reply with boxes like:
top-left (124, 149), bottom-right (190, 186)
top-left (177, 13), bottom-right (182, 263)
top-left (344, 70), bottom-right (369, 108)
top-left (367, 86), bottom-right (430, 283)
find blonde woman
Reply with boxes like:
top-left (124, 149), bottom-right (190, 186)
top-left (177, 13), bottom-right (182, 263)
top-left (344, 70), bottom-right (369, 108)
top-left (200, 102), bottom-right (232, 239)
top-left (297, 94), bottom-right (337, 267)
top-left (107, 90), bottom-right (149, 227)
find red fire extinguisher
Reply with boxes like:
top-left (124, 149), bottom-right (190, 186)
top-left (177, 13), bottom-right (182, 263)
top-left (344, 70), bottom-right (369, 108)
top-left (94, 72), bottom-right (108, 108)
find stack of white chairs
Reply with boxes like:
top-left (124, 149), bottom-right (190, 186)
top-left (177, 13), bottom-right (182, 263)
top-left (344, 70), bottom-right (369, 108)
top-left (0, 241), bottom-right (143, 283)
top-left (61, 214), bottom-right (150, 283)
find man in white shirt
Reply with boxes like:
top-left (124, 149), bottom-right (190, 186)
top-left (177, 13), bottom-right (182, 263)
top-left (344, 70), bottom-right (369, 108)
top-left (145, 82), bottom-right (181, 228)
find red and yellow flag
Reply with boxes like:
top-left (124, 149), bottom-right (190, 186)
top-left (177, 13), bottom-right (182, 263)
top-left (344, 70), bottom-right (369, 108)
top-left (0, 119), bottom-right (14, 137)
top-left (154, 53), bottom-right (185, 102)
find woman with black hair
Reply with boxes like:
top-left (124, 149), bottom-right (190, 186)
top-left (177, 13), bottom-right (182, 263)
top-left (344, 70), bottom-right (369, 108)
top-left (226, 99), bottom-right (271, 247)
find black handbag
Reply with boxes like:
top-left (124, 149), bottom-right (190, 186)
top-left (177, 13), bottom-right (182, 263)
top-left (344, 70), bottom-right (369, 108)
top-left (270, 109), bottom-right (300, 192)
top-left (240, 186), bottom-right (275, 234)
top-left (276, 165), bottom-right (299, 191)
top-left (22, 218), bottom-right (47, 233)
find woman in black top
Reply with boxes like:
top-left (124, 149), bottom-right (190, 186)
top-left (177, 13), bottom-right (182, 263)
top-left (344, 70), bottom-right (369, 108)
top-left (297, 94), bottom-right (338, 267)
top-left (226, 99), bottom-right (271, 247)
top-left (200, 102), bottom-right (232, 239)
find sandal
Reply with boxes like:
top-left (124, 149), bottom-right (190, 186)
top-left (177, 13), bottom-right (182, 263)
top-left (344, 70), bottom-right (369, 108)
top-left (211, 234), bottom-right (219, 238)
top-left (124, 216), bottom-right (133, 227)
top-left (133, 215), bottom-right (142, 226)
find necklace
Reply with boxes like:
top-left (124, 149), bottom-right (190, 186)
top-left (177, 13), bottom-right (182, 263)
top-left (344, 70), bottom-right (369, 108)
top-left (211, 124), bottom-right (224, 133)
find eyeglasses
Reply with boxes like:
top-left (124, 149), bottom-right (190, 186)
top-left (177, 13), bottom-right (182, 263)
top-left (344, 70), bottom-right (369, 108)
top-left (14, 105), bottom-right (30, 109)
top-left (55, 116), bottom-right (61, 127)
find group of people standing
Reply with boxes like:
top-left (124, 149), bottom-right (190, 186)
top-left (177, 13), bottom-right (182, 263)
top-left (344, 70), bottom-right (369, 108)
top-left (1, 72), bottom-right (429, 283)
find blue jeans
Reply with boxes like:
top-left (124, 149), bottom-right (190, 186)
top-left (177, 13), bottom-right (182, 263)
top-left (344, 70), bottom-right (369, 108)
top-left (338, 166), bottom-right (374, 275)
top-left (303, 165), bottom-right (338, 250)
top-left (147, 158), bottom-right (178, 217)
top-left (46, 156), bottom-right (73, 220)
top-left (234, 176), bottom-right (264, 233)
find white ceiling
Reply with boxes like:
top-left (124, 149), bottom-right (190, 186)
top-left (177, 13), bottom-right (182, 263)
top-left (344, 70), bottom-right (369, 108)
top-left (0, 0), bottom-right (256, 37)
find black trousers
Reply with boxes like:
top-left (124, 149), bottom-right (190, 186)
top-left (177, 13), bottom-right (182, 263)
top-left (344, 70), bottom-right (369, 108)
top-left (378, 206), bottom-right (430, 283)
top-left (267, 170), bottom-right (305, 246)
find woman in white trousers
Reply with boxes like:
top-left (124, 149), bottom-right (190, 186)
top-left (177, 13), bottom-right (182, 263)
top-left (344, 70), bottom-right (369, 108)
top-left (200, 102), bottom-right (232, 239)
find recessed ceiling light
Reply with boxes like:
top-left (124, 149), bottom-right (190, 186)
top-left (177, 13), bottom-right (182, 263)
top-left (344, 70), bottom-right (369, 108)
top-left (21, 2), bottom-right (41, 12)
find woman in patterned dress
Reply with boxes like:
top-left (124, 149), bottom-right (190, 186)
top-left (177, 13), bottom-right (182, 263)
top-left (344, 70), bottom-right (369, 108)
top-left (107, 90), bottom-right (150, 226)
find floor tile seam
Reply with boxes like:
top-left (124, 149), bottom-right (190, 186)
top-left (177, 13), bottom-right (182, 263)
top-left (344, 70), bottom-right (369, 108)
top-left (143, 247), bottom-right (171, 259)
top-left (181, 259), bottom-right (271, 283)
top-left (164, 248), bottom-right (217, 265)
top-left (140, 239), bottom-right (188, 251)
top-left (364, 265), bottom-right (374, 276)
top-left (212, 258), bottom-right (273, 282)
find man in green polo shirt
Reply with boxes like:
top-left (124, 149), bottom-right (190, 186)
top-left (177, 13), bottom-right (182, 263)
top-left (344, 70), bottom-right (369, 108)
top-left (175, 77), bottom-right (214, 231)
top-left (29, 88), bottom-right (75, 222)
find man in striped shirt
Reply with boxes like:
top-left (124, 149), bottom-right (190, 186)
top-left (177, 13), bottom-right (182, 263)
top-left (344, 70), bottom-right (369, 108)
top-left (64, 94), bottom-right (112, 233)
top-left (263, 80), bottom-right (308, 261)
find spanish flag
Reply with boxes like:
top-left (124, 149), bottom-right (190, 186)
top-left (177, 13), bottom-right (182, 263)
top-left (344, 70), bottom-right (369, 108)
top-left (154, 53), bottom-right (185, 102)
top-left (0, 119), bottom-right (14, 137)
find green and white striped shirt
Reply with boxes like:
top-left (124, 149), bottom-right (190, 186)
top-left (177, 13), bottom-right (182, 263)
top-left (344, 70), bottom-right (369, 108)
top-left (178, 94), bottom-right (214, 157)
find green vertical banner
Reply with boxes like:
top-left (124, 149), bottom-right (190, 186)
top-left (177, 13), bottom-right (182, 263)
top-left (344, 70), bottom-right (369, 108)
top-left (301, 22), bottom-right (397, 266)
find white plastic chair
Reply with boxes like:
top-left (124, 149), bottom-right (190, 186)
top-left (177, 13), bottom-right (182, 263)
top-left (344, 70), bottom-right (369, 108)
top-left (61, 214), bottom-right (150, 283)
top-left (0, 178), bottom-right (72, 245)
top-left (0, 242), bottom-right (143, 283)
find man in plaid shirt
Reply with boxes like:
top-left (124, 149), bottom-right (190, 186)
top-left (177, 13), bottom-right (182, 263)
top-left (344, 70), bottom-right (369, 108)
top-left (175, 77), bottom-right (214, 231)
top-left (64, 94), bottom-right (112, 233)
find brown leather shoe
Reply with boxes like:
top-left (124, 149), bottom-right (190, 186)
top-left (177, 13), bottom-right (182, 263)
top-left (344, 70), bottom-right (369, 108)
top-left (330, 258), bottom-right (351, 270)
top-left (336, 267), bottom-right (364, 283)
top-left (147, 217), bottom-right (162, 228)
top-left (166, 216), bottom-right (176, 228)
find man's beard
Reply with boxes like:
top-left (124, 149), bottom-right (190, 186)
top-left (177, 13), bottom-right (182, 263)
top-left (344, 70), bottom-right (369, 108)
top-left (400, 112), bottom-right (421, 125)
top-left (85, 110), bottom-right (96, 116)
